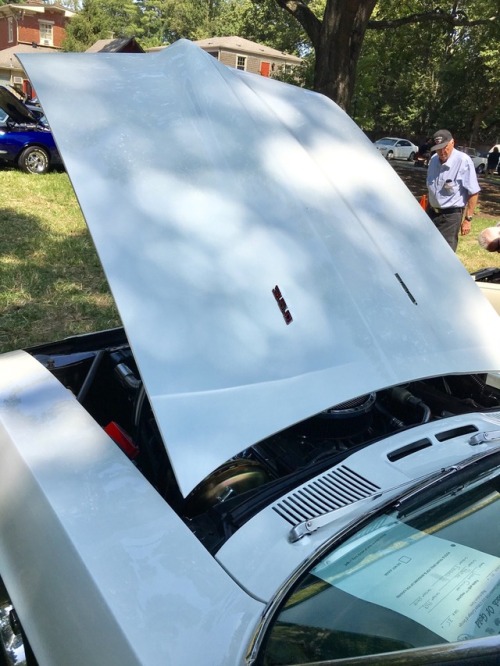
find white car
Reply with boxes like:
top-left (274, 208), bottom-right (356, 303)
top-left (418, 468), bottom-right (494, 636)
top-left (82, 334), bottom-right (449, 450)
top-left (2, 40), bottom-right (500, 666)
top-left (373, 136), bottom-right (418, 161)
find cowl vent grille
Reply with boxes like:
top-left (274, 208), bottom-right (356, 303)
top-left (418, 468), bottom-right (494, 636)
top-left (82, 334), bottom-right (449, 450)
top-left (273, 465), bottom-right (381, 526)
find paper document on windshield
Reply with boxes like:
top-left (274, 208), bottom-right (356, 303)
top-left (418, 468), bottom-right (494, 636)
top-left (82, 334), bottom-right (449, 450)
top-left (313, 516), bottom-right (500, 642)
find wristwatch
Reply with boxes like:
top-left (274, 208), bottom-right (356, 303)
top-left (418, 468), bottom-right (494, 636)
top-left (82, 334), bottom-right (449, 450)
top-left (465, 215), bottom-right (473, 221)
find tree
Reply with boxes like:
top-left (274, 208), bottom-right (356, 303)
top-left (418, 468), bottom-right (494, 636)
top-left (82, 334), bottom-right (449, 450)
top-left (271, 0), bottom-right (499, 112)
top-left (354, 0), bottom-right (500, 143)
top-left (135, 0), bottom-right (232, 46)
top-left (63, 0), bottom-right (140, 51)
top-left (213, 0), bottom-right (309, 54)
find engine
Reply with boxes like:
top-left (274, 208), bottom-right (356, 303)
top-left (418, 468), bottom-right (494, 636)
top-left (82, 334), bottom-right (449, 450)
top-left (30, 328), bottom-right (500, 550)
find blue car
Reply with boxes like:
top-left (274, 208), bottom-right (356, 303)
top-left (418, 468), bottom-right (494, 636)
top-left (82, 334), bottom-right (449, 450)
top-left (0, 85), bottom-right (61, 174)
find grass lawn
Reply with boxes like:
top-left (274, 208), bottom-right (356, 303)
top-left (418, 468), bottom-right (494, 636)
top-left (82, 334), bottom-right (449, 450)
top-left (0, 169), bottom-right (499, 355)
top-left (0, 170), bottom-right (120, 353)
top-left (458, 213), bottom-right (500, 272)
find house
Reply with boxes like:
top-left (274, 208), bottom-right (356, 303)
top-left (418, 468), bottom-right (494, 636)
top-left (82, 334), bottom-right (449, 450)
top-left (0, 1), bottom-right (75, 96)
top-left (195, 36), bottom-right (302, 77)
top-left (148, 36), bottom-right (302, 78)
top-left (86, 37), bottom-right (145, 54)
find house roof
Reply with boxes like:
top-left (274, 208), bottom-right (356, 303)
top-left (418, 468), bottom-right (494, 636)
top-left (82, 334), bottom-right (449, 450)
top-left (0, 43), bottom-right (59, 71)
top-left (194, 36), bottom-right (302, 63)
top-left (86, 37), bottom-right (145, 54)
top-left (147, 36), bottom-right (302, 63)
top-left (0, 2), bottom-right (75, 19)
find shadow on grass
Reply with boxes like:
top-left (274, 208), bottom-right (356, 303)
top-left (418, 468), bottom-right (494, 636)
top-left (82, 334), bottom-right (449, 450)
top-left (0, 206), bottom-right (120, 353)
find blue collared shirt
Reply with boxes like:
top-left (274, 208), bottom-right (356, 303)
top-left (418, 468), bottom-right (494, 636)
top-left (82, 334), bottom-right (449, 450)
top-left (426, 148), bottom-right (480, 208)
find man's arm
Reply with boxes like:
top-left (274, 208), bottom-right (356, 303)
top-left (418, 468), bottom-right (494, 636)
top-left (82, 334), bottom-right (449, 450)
top-left (461, 192), bottom-right (479, 236)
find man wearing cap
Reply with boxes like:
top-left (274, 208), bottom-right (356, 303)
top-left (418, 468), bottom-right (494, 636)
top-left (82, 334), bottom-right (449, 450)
top-left (426, 129), bottom-right (480, 251)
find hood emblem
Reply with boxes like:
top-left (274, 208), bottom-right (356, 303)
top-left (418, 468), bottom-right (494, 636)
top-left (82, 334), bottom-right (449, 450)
top-left (272, 285), bottom-right (293, 325)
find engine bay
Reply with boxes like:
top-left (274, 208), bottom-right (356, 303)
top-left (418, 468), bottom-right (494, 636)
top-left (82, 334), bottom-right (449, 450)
top-left (29, 327), bottom-right (500, 552)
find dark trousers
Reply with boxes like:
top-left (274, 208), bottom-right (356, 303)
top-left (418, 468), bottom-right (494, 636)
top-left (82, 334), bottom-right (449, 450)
top-left (428, 208), bottom-right (463, 252)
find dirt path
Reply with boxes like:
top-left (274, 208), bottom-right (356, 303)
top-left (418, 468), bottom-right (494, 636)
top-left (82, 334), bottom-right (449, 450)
top-left (392, 162), bottom-right (500, 218)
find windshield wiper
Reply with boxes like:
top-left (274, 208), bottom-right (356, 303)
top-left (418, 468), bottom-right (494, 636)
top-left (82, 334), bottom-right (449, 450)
top-left (289, 447), bottom-right (500, 543)
top-left (394, 446), bottom-right (500, 514)
top-left (288, 469), bottom-right (444, 542)
top-left (469, 429), bottom-right (500, 446)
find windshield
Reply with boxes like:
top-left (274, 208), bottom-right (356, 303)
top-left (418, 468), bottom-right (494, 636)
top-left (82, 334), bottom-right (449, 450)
top-left (376, 138), bottom-right (396, 146)
top-left (261, 458), bottom-right (500, 663)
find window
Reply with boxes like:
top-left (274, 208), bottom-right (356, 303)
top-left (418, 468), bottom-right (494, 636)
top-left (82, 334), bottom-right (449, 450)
top-left (7, 17), bottom-right (13, 44)
top-left (260, 456), bottom-right (500, 664)
top-left (39, 21), bottom-right (53, 46)
top-left (236, 55), bottom-right (246, 71)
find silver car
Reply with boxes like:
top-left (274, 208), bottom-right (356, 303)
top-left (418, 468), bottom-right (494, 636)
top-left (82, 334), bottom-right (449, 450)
top-left (1, 40), bottom-right (500, 666)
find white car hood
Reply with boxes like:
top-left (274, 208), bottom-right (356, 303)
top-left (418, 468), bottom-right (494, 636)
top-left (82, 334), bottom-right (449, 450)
top-left (19, 40), bottom-right (500, 497)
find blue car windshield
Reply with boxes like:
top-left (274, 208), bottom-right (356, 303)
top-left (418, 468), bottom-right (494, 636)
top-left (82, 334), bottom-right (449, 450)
top-left (261, 453), bottom-right (500, 664)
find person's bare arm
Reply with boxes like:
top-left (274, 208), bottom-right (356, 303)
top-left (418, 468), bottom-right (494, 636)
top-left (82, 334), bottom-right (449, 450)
top-left (461, 192), bottom-right (479, 235)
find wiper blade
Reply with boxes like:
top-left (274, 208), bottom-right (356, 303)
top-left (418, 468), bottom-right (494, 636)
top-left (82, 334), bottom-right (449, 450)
top-left (469, 429), bottom-right (500, 446)
top-left (395, 446), bottom-right (500, 513)
top-left (289, 447), bottom-right (500, 543)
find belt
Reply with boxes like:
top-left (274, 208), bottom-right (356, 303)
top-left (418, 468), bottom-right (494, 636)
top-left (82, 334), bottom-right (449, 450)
top-left (431, 207), bottom-right (464, 214)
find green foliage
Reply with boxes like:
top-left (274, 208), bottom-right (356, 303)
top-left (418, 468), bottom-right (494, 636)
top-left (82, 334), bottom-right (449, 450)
top-left (354, 0), bottom-right (500, 144)
top-left (60, 0), bottom-right (500, 143)
top-left (135, 0), bottom-right (253, 46)
top-left (63, 0), bottom-right (141, 51)
top-left (221, 0), bottom-right (310, 55)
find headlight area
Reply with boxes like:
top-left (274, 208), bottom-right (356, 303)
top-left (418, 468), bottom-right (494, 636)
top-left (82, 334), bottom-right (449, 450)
top-left (0, 577), bottom-right (36, 666)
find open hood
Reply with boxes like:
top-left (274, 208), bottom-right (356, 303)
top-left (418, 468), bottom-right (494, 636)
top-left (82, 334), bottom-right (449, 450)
top-left (0, 85), bottom-right (38, 124)
top-left (19, 41), bottom-right (500, 497)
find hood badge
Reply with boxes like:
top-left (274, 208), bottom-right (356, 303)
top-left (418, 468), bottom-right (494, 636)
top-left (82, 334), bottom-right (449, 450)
top-left (272, 285), bottom-right (293, 325)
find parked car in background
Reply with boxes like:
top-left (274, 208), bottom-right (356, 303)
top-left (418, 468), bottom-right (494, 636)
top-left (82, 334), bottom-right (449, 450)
top-left (456, 146), bottom-right (488, 174)
top-left (0, 85), bottom-right (61, 174)
top-left (1, 40), bottom-right (500, 666)
top-left (373, 137), bottom-right (418, 161)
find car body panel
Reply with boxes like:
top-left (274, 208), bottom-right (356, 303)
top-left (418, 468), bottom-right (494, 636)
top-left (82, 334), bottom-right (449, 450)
top-left (20, 41), bottom-right (500, 498)
top-left (0, 350), bottom-right (263, 665)
top-left (0, 125), bottom-right (58, 160)
top-left (217, 407), bottom-right (500, 601)
top-left (2, 40), bottom-right (499, 666)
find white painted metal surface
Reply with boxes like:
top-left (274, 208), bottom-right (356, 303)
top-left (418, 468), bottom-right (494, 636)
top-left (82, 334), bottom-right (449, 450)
top-left (0, 351), bottom-right (263, 665)
top-left (217, 411), bottom-right (500, 601)
top-left (20, 40), bottom-right (500, 498)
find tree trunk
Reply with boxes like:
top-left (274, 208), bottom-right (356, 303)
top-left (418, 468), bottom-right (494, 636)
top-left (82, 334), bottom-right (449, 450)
top-left (313, 0), bottom-right (377, 111)
top-left (274, 0), bottom-right (378, 111)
